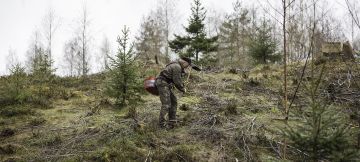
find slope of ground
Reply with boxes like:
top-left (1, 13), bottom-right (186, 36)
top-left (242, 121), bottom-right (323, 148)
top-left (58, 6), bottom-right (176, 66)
top-left (1, 60), bottom-right (359, 162)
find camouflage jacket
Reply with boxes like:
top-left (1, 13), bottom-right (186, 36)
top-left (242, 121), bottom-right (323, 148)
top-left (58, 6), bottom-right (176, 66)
top-left (158, 61), bottom-right (185, 92)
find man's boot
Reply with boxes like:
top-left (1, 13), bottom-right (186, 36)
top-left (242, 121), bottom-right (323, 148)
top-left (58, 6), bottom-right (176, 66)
top-left (168, 120), bottom-right (177, 129)
top-left (159, 118), bottom-right (166, 129)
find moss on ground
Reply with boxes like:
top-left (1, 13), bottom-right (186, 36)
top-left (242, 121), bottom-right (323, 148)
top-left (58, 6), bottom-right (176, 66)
top-left (179, 95), bottom-right (202, 106)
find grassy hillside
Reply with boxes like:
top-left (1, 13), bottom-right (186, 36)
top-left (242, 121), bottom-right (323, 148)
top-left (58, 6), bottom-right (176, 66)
top-left (1, 60), bottom-right (359, 161)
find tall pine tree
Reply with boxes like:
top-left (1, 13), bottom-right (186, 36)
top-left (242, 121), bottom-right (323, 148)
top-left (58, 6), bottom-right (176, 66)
top-left (169, 0), bottom-right (217, 63)
top-left (106, 26), bottom-right (142, 108)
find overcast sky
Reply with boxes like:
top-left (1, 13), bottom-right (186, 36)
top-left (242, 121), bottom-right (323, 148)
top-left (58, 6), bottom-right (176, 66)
top-left (0, 0), bottom-right (238, 75)
top-left (0, 0), bottom-right (353, 75)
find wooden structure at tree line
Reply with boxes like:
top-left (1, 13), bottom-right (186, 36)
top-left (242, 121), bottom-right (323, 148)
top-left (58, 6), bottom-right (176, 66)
top-left (321, 41), bottom-right (356, 60)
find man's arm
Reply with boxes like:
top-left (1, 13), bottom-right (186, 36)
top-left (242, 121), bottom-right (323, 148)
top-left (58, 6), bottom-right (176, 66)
top-left (172, 64), bottom-right (185, 93)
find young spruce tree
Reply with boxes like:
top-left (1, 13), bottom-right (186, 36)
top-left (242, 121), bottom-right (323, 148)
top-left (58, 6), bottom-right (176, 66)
top-left (248, 19), bottom-right (280, 65)
top-left (283, 65), bottom-right (358, 161)
top-left (106, 26), bottom-right (142, 108)
top-left (1, 64), bottom-right (29, 105)
top-left (169, 0), bottom-right (217, 63)
top-left (31, 47), bottom-right (54, 82)
top-left (28, 45), bottom-right (55, 107)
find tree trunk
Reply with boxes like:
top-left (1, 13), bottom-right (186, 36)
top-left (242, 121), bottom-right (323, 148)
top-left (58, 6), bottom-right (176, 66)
top-left (123, 77), bottom-right (127, 106)
top-left (195, 51), bottom-right (199, 62)
top-left (282, 0), bottom-right (288, 159)
top-left (155, 55), bottom-right (159, 64)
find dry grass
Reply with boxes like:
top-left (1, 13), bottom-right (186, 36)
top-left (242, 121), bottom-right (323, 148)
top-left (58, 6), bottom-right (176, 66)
top-left (1, 62), bottom-right (359, 161)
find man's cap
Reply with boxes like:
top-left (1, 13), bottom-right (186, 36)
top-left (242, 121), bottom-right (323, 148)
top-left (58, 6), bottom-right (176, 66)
top-left (181, 57), bottom-right (192, 65)
top-left (180, 57), bottom-right (201, 71)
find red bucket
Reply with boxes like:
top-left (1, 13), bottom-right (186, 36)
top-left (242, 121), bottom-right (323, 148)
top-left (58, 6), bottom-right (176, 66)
top-left (144, 76), bottom-right (159, 96)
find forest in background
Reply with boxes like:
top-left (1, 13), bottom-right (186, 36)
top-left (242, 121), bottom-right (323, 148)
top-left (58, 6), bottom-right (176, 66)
top-left (2, 0), bottom-right (360, 76)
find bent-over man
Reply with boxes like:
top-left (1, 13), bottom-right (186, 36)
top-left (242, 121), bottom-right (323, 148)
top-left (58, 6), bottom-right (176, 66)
top-left (155, 57), bottom-right (193, 129)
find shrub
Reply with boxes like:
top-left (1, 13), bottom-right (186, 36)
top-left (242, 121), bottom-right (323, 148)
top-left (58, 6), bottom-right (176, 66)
top-left (27, 85), bottom-right (52, 108)
top-left (0, 64), bottom-right (30, 106)
top-left (0, 62), bottom-right (55, 108)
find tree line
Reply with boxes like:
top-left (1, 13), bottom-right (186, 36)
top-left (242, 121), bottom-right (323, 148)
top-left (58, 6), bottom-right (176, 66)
top-left (5, 0), bottom-right (360, 78)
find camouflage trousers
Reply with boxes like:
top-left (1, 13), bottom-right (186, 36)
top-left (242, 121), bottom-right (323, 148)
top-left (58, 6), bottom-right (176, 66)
top-left (155, 78), bottom-right (177, 127)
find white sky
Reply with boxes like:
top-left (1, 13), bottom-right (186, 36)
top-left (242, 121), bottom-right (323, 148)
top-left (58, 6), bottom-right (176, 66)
top-left (0, 0), bottom-right (237, 75)
top-left (0, 0), bottom-right (353, 75)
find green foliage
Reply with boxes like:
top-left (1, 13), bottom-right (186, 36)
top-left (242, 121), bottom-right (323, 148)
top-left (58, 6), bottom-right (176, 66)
top-left (27, 44), bottom-right (56, 108)
top-left (169, 0), bottom-right (218, 62)
top-left (0, 64), bottom-right (52, 115)
top-left (28, 77), bottom-right (54, 108)
top-left (106, 26), bottom-right (142, 108)
top-left (248, 19), bottom-right (280, 65)
top-left (0, 55), bottom-right (57, 109)
top-left (284, 105), bottom-right (357, 161)
top-left (282, 65), bottom-right (358, 161)
top-left (29, 45), bottom-right (55, 86)
top-left (27, 85), bottom-right (53, 108)
top-left (0, 64), bottom-right (30, 106)
top-left (28, 45), bottom-right (54, 76)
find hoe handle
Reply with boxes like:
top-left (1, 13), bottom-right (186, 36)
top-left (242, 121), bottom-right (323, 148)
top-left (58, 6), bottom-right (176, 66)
top-left (185, 67), bottom-right (192, 87)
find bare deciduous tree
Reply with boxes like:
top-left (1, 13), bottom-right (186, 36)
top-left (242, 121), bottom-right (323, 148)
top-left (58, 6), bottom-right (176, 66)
top-left (218, 0), bottom-right (251, 67)
top-left (6, 48), bottom-right (19, 74)
top-left (42, 8), bottom-right (59, 68)
top-left (26, 30), bottom-right (44, 73)
top-left (135, 1), bottom-right (178, 65)
top-left (135, 15), bottom-right (165, 65)
top-left (157, 0), bottom-right (179, 61)
top-left (63, 38), bottom-right (80, 77)
top-left (345, 0), bottom-right (360, 30)
top-left (99, 36), bottom-right (111, 71)
top-left (76, 4), bottom-right (92, 77)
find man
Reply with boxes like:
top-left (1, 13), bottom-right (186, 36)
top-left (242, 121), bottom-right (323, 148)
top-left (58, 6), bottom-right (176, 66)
top-left (155, 57), bottom-right (196, 129)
